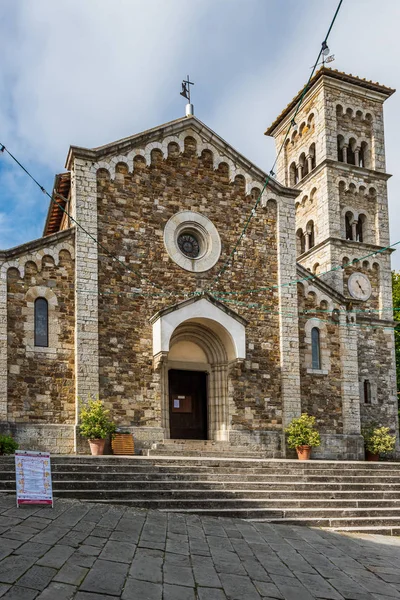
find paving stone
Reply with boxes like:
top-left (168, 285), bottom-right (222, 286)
top-left (192, 555), bottom-right (221, 588)
top-left (327, 576), bottom-right (375, 600)
top-left (0, 586), bottom-right (38, 599)
top-left (37, 545), bottom-right (75, 568)
top-left (79, 558), bottom-right (128, 596)
top-left (189, 538), bottom-right (210, 556)
top-left (53, 563), bottom-right (88, 586)
top-left (22, 519), bottom-right (52, 531)
top-left (67, 553), bottom-right (96, 569)
top-left (122, 577), bottom-right (162, 599)
top-left (99, 540), bottom-right (136, 563)
top-left (268, 574), bottom-right (315, 600)
top-left (96, 508), bottom-right (125, 530)
top-left (163, 583), bottom-right (196, 600)
top-left (219, 573), bottom-right (261, 600)
top-left (207, 536), bottom-right (234, 552)
top-left (293, 571), bottom-right (344, 599)
top-left (0, 555), bottom-right (36, 584)
top-left (253, 580), bottom-right (283, 599)
top-left (53, 505), bottom-right (89, 529)
top-left (242, 558), bottom-right (272, 582)
top-left (166, 537), bottom-right (189, 555)
top-left (30, 527), bottom-right (69, 546)
top-left (210, 549), bottom-right (246, 575)
top-left (17, 566), bottom-right (57, 591)
top-left (197, 588), bottom-right (227, 600)
top-left (35, 582), bottom-right (76, 600)
top-left (83, 536), bottom-right (106, 548)
top-left (163, 563), bottom-right (195, 587)
top-left (0, 584), bottom-right (10, 598)
top-left (109, 529), bottom-right (136, 542)
top-left (74, 593), bottom-right (116, 600)
top-left (14, 543), bottom-right (51, 558)
top-left (0, 539), bottom-right (23, 551)
top-left (76, 545), bottom-right (101, 557)
top-left (129, 548), bottom-right (163, 583)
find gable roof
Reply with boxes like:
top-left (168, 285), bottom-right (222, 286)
top-left (265, 67), bottom-right (395, 136)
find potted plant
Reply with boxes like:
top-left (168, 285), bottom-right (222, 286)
top-left (0, 435), bottom-right (18, 455)
top-left (79, 397), bottom-right (116, 456)
top-left (285, 413), bottom-right (321, 460)
top-left (111, 429), bottom-right (135, 455)
top-left (362, 424), bottom-right (396, 461)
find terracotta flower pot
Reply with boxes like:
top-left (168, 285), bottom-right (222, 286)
top-left (296, 445), bottom-right (312, 460)
top-left (366, 450), bottom-right (379, 462)
top-left (88, 439), bottom-right (106, 456)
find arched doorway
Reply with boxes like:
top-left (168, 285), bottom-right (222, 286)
top-left (151, 295), bottom-right (246, 442)
top-left (166, 321), bottom-right (229, 440)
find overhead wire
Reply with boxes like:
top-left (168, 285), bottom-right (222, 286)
top-left (208, 0), bottom-right (344, 289)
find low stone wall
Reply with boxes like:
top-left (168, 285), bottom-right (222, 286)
top-left (0, 423), bottom-right (75, 454)
top-left (311, 434), bottom-right (365, 460)
top-left (229, 430), bottom-right (283, 457)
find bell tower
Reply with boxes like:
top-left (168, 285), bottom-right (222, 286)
top-left (265, 68), bottom-right (395, 313)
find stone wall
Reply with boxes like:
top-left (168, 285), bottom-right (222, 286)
top-left (94, 135), bottom-right (287, 439)
top-left (297, 282), bottom-right (343, 433)
top-left (5, 240), bottom-right (75, 432)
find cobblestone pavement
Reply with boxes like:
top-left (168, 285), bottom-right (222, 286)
top-left (0, 496), bottom-right (400, 599)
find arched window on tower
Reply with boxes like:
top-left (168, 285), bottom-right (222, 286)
top-left (347, 139), bottom-right (356, 165)
top-left (289, 162), bottom-right (298, 186)
top-left (337, 135), bottom-right (344, 162)
top-left (364, 379), bottom-right (371, 404)
top-left (311, 327), bottom-right (321, 370)
top-left (34, 298), bottom-right (49, 347)
top-left (357, 214), bottom-right (366, 242)
top-left (307, 221), bottom-right (315, 249)
top-left (345, 212), bottom-right (354, 240)
top-left (296, 228), bottom-right (306, 255)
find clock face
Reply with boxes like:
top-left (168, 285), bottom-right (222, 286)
top-left (348, 272), bottom-right (372, 301)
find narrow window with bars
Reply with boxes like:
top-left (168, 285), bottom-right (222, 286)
top-left (311, 327), bottom-right (321, 370)
top-left (34, 298), bottom-right (49, 347)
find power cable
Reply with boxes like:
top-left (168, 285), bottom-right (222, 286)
top-left (209, 0), bottom-right (344, 288)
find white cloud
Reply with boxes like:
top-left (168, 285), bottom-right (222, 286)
top-left (1, 0), bottom-right (400, 267)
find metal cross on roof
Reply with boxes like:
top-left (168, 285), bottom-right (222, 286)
top-left (180, 75), bottom-right (194, 104)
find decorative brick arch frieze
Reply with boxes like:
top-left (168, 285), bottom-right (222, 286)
top-left (91, 131), bottom-right (268, 195)
top-left (303, 317), bottom-right (331, 374)
top-left (24, 286), bottom-right (59, 356)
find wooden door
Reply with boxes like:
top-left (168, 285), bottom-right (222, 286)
top-left (169, 369), bottom-right (207, 440)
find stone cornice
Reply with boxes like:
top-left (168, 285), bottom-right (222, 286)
top-left (65, 116), bottom-right (298, 199)
top-left (293, 159), bottom-right (391, 192)
top-left (296, 262), bottom-right (350, 306)
top-left (0, 228), bottom-right (74, 261)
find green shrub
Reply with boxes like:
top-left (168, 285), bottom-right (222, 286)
top-left (0, 435), bottom-right (19, 455)
top-left (79, 398), bottom-right (116, 440)
top-left (285, 414), bottom-right (321, 449)
top-left (362, 424), bottom-right (396, 455)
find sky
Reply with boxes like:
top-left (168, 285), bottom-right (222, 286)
top-left (1, 0), bottom-right (400, 266)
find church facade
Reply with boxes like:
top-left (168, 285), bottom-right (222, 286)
top-left (0, 67), bottom-right (398, 458)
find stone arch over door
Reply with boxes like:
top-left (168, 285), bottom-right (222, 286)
top-left (151, 295), bottom-right (246, 441)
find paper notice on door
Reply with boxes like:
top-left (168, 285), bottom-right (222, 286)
top-left (174, 399), bottom-right (180, 408)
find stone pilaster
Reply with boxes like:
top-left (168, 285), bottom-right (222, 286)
top-left (0, 265), bottom-right (7, 421)
top-left (71, 159), bottom-right (99, 449)
top-left (339, 309), bottom-right (361, 435)
top-left (277, 196), bottom-right (301, 430)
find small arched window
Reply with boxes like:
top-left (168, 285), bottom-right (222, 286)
top-left (364, 379), bottom-right (371, 404)
top-left (311, 327), bottom-right (321, 370)
top-left (345, 213), bottom-right (353, 240)
top-left (34, 298), bottom-right (49, 347)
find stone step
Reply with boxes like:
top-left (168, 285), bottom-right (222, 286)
top-left (326, 525), bottom-right (400, 535)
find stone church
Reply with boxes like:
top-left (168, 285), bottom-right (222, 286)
top-left (0, 67), bottom-right (398, 458)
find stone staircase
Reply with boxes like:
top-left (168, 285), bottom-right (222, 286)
top-left (2, 455), bottom-right (400, 535)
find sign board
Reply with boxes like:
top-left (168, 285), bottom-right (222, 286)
top-left (172, 395), bottom-right (192, 413)
top-left (15, 450), bottom-right (53, 507)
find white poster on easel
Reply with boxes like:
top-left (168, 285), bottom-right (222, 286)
top-left (15, 450), bottom-right (53, 507)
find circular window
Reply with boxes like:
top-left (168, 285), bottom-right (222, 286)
top-left (177, 232), bottom-right (200, 258)
top-left (164, 211), bottom-right (221, 272)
